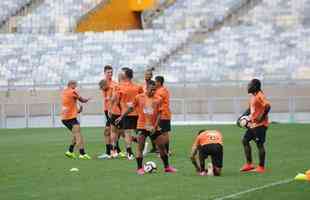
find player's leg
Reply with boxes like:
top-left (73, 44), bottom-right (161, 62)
top-left (154, 132), bottom-right (177, 173)
top-left (63, 119), bottom-right (77, 158)
top-left (210, 144), bottom-right (223, 176)
top-left (110, 125), bottom-right (121, 158)
top-left (240, 129), bottom-right (255, 171)
top-left (135, 130), bottom-right (147, 174)
top-left (72, 123), bottom-right (91, 159)
top-left (122, 116), bottom-right (137, 160)
top-left (160, 119), bottom-right (171, 155)
top-left (124, 129), bottom-right (134, 160)
top-left (98, 125), bottom-right (112, 159)
top-left (254, 126), bottom-right (267, 173)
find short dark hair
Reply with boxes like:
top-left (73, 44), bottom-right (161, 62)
top-left (155, 76), bottom-right (164, 85)
top-left (67, 80), bottom-right (77, 87)
top-left (98, 79), bottom-right (107, 90)
top-left (147, 80), bottom-right (156, 88)
top-left (197, 129), bottom-right (206, 135)
top-left (104, 65), bottom-right (113, 72)
top-left (122, 67), bottom-right (133, 79)
top-left (248, 78), bottom-right (261, 94)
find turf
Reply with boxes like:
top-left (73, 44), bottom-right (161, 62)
top-left (0, 124), bottom-right (309, 200)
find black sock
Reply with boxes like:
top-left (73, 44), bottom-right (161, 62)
top-left (106, 144), bottom-right (111, 155)
top-left (160, 154), bottom-right (169, 168)
top-left (68, 144), bottom-right (75, 153)
top-left (136, 157), bottom-right (143, 169)
top-left (258, 145), bottom-right (266, 167)
top-left (151, 140), bottom-right (156, 150)
top-left (116, 141), bottom-right (121, 153)
top-left (165, 143), bottom-right (170, 153)
top-left (126, 147), bottom-right (133, 156)
top-left (79, 148), bottom-right (86, 155)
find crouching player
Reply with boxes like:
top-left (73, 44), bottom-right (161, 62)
top-left (190, 130), bottom-right (223, 176)
top-left (117, 80), bottom-right (177, 175)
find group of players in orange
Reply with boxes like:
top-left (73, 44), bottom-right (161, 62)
top-left (61, 65), bottom-right (271, 176)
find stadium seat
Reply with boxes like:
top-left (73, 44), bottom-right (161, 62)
top-left (0, 0), bottom-right (32, 25)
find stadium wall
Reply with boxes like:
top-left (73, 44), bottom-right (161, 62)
top-left (1, 83), bottom-right (310, 128)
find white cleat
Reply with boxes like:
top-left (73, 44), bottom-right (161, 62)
top-left (127, 154), bottom-right (134, 160)
top-left (207, 163), bottom-right (214, 176)
top-left (97, 153), bottom-right (111, 159)
top-left (111, 150), bottom-right (119, 158)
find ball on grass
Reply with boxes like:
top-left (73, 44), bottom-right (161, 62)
top-left (70, 168), bottom-right (79, 172)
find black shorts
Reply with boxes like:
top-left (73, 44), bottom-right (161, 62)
top-left (104, 111), bottom-right (111, 127)
top-left (243, 126), bottom-right (267, 145)
top-left (137, 129), bottom-right (163, 141)
top-left (199, 144), bottom-right (223, 168)
top-left (62, 118), bottom-right (80, 131)
top-left (110, 114), bottom-right (121, 128)
top-left (159, 119), bottom-right (171, 132)
top-left (120, 116), bottom-right (138, 130)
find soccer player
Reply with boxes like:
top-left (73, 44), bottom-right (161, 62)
top-left (115, 67), bottom-right (143, 160)
top-left (190, 129), bottom-right (223, 176)
top-left (98, 65), bottom-right (125, 159)
top-left (119, 80), bottom-right (177, 175)
top-left (238, 78), bottom-right (271, 173)
top-left (154, 76), bottom-right (172, 155)
top-left (142, 67), bottom-right (157, 154)
top-left (62, 80), bottom-right (91, 159)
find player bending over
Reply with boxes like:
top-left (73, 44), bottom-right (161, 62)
top-left (118, 80), bottom-right (177, 175)
top-left (190, 130), bottom-right (223, 176)
top-left (238, 78), bottom-right (271, 173)
top-left (62, 80), bottom-right (91, 159)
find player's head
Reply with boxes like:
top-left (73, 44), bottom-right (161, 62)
top-left (197, 129), bottom-right (206, 135)
top-left (247, 78), bottom-right (261, 94)
top-left (98, 79), bottom-right (108, 91)
top-left (104, 65), bottom-right (113, 80)
top-left (67, 80), bottom-right (77, 89)
top-left (155, 76), bottom-right (164, 88)
top-left (120, 67), bottom-right (133, 81)
top-left (144, 67), bottom-right (154, 81)
top-left (146, 80), bottom-right (156, 97)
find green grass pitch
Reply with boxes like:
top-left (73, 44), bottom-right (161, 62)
top-left (1, 124), bottom-right (309, 200)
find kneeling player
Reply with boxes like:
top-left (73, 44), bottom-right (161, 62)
top-left (117, 80), bottom-right (177, 175)
top-left (190, 130), bottom-right (223, 176)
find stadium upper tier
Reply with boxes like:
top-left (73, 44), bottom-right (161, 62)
top-left (0, 30), bottom-right (190, 86)
top-left (150, 0), bottom-right (249, 29)
top-left (159, 0), bottom-right (310, 82)
top-left (0, 0), bottom-right (31, 24)
top-left (16, 0), bottom-right (102, 33)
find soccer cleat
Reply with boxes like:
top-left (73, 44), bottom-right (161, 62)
top-left (65, 151), bottom-right (76, 159)
top-left (253, 166), bottom-right (265, 173)
top-left (240, 163), bottom-right (255, 172)
top-left (111, 150), bottom-right (119, 158)
top-left (164, 166), bottom-right (177, 173)
top-left (199, 171), bottom-right (207, 176)
top-left (127, 154), bottom-right (134, 160)
top-left (79, 154), bottom-right (92, 160)
top-left (118, 151), bottom-right (126, 158)
top-left (97, 153), bottom-right (111, 160)
top-left (137, 168), bottom-right (145, 175)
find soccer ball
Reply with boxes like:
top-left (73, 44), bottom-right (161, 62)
top-left (239, 115), bottom-right (251, 128)
top-left (143, 161), bottom-right (157, 173)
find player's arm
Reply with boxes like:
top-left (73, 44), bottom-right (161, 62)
top-left (237, 107), bottom-right (250, 127)
top-left (115, 96), bottom-right (136, 124)
top-left (257, 102), bottom-right (271, 123)
top-left (190, 144), bottom-right (200, 172)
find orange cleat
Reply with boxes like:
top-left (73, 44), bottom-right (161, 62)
top-left (253, 166), bottom-right (265, 173)
top-left (240, 163), bottom-right (255, 172)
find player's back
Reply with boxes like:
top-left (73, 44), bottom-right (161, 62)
top-left (119, 80), bottom-right (143, 116)
top-left (197, 130), bottom-right (223, 145)
top-left (61, 88), bottom-right (78, 120)
top-left (250, 91), bottom-right (270, 127)
top-left (155, 86), bottom-right (171, 119)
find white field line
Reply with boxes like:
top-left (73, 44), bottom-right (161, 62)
top-left (213, 178), bottom-right (294, 200)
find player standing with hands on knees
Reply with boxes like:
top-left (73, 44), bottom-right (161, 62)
top-left (62, 80), bottom-right (91, 160)
top-left (238, 79), bottom-right (271, 173)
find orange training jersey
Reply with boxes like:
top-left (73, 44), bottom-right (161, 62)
top-left (110, 84), bottom-right (121, 115)
top-left (118, 80), bottom-right (143, 116)
top-left (134, 93), bottom-right (162, 130)
top-left (193, 130), bottom-right (223, 146)
top-left (102, 80), bottom-right (116, 112)
top-left (249, 91), bottom-right (270, 128)
top-left (61, 88), bottom-right (80, 120)
top-left (155, 86), bottom-right (171, 120)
